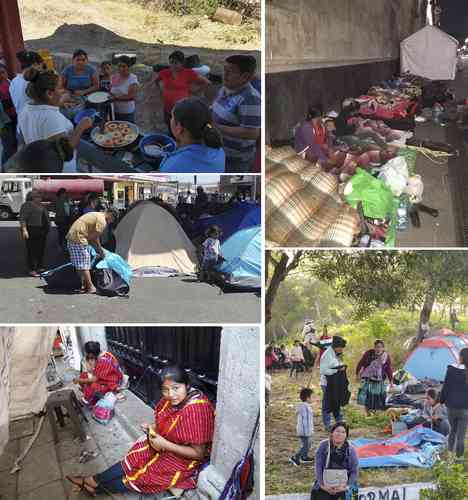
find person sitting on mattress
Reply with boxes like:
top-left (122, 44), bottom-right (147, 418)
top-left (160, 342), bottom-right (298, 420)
top-left (294, 106), bottom-right (329, 163)
top-left (73, 341), bottom-right (123, 406)
top-left (67, 365), bottom-right (215, 496)
top-left (159, 97), bottom-right (225, 173)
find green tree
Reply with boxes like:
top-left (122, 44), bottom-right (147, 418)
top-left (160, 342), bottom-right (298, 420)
top-left (304, 251), bottom-right (468, 344)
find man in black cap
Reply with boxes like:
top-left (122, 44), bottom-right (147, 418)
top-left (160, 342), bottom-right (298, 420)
top-left (319, 336), bottom-right (348, 430)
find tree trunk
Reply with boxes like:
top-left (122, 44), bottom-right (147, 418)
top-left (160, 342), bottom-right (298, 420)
top-left (415, 288), bottom-right (437, 345)
top-left (265, 250), bottom-right (303, 326)
top-left (265, 253), bottom-right (289, 325)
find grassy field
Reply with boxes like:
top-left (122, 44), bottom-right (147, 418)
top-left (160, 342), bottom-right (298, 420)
top-left (266, 370), bottom-right (468, 496)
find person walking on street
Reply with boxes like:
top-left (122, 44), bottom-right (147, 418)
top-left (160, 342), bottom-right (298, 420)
top-left (19, 191), bottom-right (50, 277)
top-left (440, 347), bottom-right (468, 463)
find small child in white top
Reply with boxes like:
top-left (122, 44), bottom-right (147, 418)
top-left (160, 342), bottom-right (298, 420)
top-left (290, 387), bottom-right (314, 466)
top-left (200, 226), bottom-right (223, 282)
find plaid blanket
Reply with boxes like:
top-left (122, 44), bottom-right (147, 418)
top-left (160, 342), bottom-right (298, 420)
top-left (266, 147), bottom-right (359, 247)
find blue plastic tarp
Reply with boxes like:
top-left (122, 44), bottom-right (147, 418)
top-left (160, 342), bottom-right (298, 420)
top-left (89, 247), bottom-right (133, 285)
top-left (197, 202), bottom-right (260, 242)
top-left (217, 226), bottom-right (261, 279)
top-left (351, 426), bottom-right (446, 469)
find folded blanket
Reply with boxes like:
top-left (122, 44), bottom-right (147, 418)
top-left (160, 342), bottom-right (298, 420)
top-left (266, 147), bottom-right (359, 247)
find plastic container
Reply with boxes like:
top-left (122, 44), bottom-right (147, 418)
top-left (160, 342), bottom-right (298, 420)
top-left (396, 195), bottom-right (410, 232)
top-left (139, 133), bottom-right (176, 161)
top-left (73, 108), bottom-right (98, 126)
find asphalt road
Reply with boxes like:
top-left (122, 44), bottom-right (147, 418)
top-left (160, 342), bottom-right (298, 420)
top-left (0, 221), bottom-right (261, 324)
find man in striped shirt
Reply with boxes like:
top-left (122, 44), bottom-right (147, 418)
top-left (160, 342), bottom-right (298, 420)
top-left (212, 55), bottom-right (261, 173)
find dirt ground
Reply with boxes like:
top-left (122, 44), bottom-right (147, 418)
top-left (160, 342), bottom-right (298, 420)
top-left (19, 0), bottom-right (260, 52)
top-left (266, 370), bottom-right (450, 496)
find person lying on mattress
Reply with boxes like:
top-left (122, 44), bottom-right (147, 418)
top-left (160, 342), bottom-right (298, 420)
top-left (67, 365), bottom-right (215, 496)
top-left (294, 102), bottom-right (397, 181)
top-left (73, 341), bottom-right (123, 406)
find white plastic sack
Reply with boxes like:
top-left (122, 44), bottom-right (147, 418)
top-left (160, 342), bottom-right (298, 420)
top-left (378, 157), bottom-right (409, 196)
top-left (405, 175), bottom-right (424, 203)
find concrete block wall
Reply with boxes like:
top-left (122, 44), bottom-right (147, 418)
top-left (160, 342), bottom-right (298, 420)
top-left (267, 0), bottom-right (424, 73)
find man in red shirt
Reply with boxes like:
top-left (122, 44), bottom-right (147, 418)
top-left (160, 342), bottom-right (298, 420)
top-left (154, 51), bottom-right (211, 136)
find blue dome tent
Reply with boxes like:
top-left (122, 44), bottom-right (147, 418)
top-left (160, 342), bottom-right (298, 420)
top-left (403, 331), bottom-right (468, 382)
top-left (216, 226), bottom-right (261, 292)
top-left (197, 202), bottom-right (260, 242)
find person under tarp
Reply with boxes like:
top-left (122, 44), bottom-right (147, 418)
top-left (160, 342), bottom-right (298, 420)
top-left (73, 341), bottom-right (123, 407)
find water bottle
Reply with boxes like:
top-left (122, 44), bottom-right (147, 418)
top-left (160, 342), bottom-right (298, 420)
top-left (432, 103), bottom-right (443, 123)
top-left (396, 195), bottom-right (409, 232)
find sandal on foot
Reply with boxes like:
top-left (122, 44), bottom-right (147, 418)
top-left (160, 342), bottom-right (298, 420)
top-left (66, 476), bottom-right (97, 497)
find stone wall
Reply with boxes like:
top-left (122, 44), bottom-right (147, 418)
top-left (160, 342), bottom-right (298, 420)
top-left (197, 326), bottom-right (260, 500)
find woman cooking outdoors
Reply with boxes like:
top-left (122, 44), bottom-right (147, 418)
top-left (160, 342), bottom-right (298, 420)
top-left (110, 55), bottom-right (139, 123)
top-left (159, 97), bottom-right (225, 173)
top-left (60, 49), bottom-right (99, 97)
top-left (67, 365), bottom-right (215, 496)
top-left (18, 68), bottom-right (93, 173)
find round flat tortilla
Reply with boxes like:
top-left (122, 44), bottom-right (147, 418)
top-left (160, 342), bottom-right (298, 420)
top-left (88, 91), bottom-right (110, 104)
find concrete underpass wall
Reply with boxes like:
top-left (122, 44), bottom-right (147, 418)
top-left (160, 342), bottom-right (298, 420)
top-left (266, 0), bottom-right (425, 143)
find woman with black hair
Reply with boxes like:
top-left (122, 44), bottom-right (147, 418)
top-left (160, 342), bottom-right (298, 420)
top-left (60, 49), bottom-right (99, 96)
top-left (3, 137), bottom-right (74, 173)
top-left (73, 341), bottom-right (123, 406)
top-left (67, 365), bottom-right (215, 496)
top-left (9, 50), bottom-right (44, 118)
top-left (294, 106), bottom-right (329, 163)
top-left (311, 422), bottom-right (359, 500)
top-left (17, 68), bottom-right (93, 172)
top-left (110, 55), bottom-right (139, 122)
top-left (159, 97), bottom-right (225, 173)
top-left (356, 339), bottom-right (393, 415)
top-left (440, 347), bottom-right (468, 463)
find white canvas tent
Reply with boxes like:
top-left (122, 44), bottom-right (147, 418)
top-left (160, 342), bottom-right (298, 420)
top-left (401, 25), bottom-right (459, 80)
top-left (115, 201), bottom-right (197, 274)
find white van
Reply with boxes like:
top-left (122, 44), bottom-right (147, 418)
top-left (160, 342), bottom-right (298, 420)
top-left (0, 177), bottom-right (33, 220)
